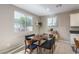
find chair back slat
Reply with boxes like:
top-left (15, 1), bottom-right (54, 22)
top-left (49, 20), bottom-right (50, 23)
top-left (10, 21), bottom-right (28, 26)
top-left (25, 34), bottom-right (35, 40)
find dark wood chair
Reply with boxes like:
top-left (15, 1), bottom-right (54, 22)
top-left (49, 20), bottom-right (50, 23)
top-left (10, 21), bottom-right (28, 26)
top-left (25, 34), bottom-right (38, 54)
top-left (74, 38), bottom-right (79, 53)
top-left (25, 39), bottom-right (39, 54)
top-left (25, 34), bottom-right (37, 43)
top-left (40, 36), bottom-right (55, 54)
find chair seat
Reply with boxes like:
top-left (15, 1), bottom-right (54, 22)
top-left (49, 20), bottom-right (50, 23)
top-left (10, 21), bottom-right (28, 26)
top-left (32, 40), bottom-right (37, 43)
top-left (40, 40), bottom-right (53, 49)
top-left (26, 44), bottom-right (38, 49)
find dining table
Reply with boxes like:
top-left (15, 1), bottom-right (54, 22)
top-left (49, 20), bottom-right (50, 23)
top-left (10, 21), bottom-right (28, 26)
top-left (30, 34), bottom-right (48, 53)
top-left (31, 34), bottom-right (48, 44)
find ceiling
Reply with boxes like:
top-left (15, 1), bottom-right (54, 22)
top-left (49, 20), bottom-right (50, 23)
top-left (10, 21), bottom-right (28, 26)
top-left (14, 4), bottom-right (79, 16)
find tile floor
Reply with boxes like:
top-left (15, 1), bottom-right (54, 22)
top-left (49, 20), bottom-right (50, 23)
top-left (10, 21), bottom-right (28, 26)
top-left (15, 40), bottom-right (75, 54)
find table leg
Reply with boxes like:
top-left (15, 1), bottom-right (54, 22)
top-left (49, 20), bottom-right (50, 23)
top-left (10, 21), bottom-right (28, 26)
top-left (38, 40), bottom-right (41, 53)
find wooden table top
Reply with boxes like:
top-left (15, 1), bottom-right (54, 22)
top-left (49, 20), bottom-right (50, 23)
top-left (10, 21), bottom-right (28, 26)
top-left (31, 34), bottom-right (48, 41)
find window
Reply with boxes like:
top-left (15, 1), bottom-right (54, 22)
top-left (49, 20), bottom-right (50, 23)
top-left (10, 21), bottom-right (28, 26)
top-left (47, 16), bottom-right (57, 27)
top-left (14, 11), bottom-right (33, 32)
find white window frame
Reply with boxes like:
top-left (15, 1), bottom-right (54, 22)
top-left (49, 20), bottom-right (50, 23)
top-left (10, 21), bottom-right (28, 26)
top-left (14, 11), bottom-right (33, 32)
top-left (47, 16), bottom-right (57, 27)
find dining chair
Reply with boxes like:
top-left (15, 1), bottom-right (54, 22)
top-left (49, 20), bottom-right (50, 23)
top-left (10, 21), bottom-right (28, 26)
top-left (74, 38), bottom-right (79, 53)
top-left (40, 36), bottom-right (55, 54)
top-left (25, 39), bottom-right (39, 54)
top-left (25, 34), bottom-right (37, 44)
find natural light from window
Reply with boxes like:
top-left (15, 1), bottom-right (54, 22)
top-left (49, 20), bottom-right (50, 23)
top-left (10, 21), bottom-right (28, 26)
top-left (48, 16), bottom-right (57, 27)
top-left (14, 11), bottom-right (33, 32)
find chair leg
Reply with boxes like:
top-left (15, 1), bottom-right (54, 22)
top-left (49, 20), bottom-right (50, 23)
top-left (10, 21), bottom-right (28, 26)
top-left (51, 47), bottom-right (53, 54)
top-left (25, 48), bottom-right (26, 54)
top-left (53, 44), bottom-right (55, 50)
top-left (37, 47), bottom-right (39, 54)
top-left (76, 48), bottom-right (77, 53)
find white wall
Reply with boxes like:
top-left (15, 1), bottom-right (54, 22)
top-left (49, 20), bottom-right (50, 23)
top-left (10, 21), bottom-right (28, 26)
top-left (0, 4), bottom-right (39, 53)
top-left (40, 13), bottom-right (70, 41)
top-left (40, 9), bottom-right (79, 44)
